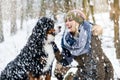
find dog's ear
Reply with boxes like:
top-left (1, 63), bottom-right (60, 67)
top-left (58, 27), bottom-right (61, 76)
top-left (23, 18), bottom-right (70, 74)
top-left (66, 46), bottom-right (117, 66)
top-left (31, 17), bottom-right (54, 40)
top-left (38, 17), bottom-right (54, 30)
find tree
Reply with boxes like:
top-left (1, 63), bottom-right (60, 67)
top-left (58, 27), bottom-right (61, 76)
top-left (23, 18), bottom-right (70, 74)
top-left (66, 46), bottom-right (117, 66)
top-left (113, 0), bottom-right (120, 59)
top-left (0, 0), bottom-right (4, 42)
top-left (26, 0), bottom-right (33, 18)
top-left (39, 0), bottom-right (46, 17)
top-left (10, 0), bottom-right (17, 35)
top-left (52, 0), bottom-right (59, 20)
top-left (20, 0), bottom-right (24, 29)
top-left (109, 1), bottom-right (114, 20)
top-left (82, 0), bottom-right (89, 20)
top-left (88, 0), bottom-right (95, 23)
top-left (63, 0), bottom-right (73, 13)
top-left (82, 0), bottom-right (95, 23)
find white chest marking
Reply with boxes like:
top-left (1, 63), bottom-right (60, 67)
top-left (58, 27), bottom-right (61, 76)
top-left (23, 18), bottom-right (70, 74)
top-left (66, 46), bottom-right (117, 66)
top-left (43, 43), bottom-right (55, 72)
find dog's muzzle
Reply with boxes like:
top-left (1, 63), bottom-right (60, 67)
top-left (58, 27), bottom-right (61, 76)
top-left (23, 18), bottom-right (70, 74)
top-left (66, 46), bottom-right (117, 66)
top-left (47, 29), bottom-right (56, 36)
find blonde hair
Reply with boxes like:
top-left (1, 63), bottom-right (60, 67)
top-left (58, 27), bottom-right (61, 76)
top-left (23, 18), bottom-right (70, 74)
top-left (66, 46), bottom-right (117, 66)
top-left (65, 9), bottom-right (86, 24)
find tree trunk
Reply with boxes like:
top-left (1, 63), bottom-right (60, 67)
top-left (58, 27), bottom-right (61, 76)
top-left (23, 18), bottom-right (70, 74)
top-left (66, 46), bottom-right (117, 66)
top-left (82, 0), bottom-right (89, 20)
top-left (26, 0), bottom-right (33, 18)
top-left (20, 0), bottom-right (24, 29)
top-left (88, 0), bottom-right (96, 23)
top-left (39, 0), bottom-right (46, 17)
top-left (0, 0), bottom-right (4, 42)
top-left (113, 0), bottom-right (120, 59)
top-left (64, 0), bottom-right (73, 13)
top-left (10, 0), bottom-right (17, 35)
top-left (52, 0), bottom-right (58, 21)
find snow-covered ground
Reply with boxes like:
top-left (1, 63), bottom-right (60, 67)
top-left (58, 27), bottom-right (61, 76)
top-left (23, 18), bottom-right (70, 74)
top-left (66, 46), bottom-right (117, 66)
top-left (0, 13), bottom-right (120, 79)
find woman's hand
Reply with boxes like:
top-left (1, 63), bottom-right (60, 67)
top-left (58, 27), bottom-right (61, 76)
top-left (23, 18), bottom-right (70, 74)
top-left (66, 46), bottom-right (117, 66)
top-left (92, 24), bottom-right (103, 36)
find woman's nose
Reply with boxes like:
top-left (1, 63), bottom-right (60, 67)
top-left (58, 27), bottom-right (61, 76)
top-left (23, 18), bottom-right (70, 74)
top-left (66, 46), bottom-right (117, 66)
top-left (65, 22), bottom-right (70, 27)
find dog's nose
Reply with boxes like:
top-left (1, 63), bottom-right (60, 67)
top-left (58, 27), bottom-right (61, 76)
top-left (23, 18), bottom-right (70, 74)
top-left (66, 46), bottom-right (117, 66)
top-left (51, 32), bottom-right (56, 36)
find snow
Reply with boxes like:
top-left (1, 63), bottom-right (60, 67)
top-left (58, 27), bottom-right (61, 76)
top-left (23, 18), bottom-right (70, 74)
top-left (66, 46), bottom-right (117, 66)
top-left (0, 13), bottom-right (120, 79)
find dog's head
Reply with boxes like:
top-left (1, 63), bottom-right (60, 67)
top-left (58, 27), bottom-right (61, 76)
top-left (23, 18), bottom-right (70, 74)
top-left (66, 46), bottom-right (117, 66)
top-left (30, 17), bottom-right (55, 44)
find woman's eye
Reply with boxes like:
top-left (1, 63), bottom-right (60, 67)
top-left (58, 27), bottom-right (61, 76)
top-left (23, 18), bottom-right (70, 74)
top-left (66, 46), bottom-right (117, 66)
top-left (65, 18), bottom-right (73, 22)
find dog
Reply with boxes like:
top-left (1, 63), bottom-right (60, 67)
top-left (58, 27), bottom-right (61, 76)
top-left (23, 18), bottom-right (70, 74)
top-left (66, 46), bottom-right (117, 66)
top-left (0, 17), bottom-right (56, 80)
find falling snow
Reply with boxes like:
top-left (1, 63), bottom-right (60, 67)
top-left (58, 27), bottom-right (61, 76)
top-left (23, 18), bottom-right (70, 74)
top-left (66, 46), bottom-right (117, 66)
top-left (0, 12), bottom-right (120, 80)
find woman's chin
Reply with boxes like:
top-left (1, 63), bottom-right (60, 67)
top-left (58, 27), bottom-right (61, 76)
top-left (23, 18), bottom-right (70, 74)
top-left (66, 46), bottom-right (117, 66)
top-left (68, 29), bottom-right (72, 32)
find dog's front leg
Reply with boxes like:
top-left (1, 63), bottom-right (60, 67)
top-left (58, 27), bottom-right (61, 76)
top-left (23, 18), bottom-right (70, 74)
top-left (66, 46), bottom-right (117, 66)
top-left (28, 73), bottom-right (40, 80)
top-left (45, 73), bottom-right (51, 80)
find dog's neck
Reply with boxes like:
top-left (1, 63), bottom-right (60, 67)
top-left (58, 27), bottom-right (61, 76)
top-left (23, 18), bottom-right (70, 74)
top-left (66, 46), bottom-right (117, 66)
top-left (43, 42), bottom-right (55, 72)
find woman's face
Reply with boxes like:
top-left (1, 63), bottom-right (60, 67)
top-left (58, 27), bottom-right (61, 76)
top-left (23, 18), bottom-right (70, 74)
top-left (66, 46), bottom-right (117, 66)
top-left (65, 18), bottom-right (79, 33)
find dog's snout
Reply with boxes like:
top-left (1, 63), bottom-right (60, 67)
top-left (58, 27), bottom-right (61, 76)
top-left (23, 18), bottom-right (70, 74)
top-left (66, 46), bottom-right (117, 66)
top-left (51, 29), bottom-right (56, 36)
top-left (47, 29), bottom-right (56, 36)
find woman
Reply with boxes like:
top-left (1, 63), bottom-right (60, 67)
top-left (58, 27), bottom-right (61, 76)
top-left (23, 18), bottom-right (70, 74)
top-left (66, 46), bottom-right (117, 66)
top-left (54, 9), bottom-right (113, 80)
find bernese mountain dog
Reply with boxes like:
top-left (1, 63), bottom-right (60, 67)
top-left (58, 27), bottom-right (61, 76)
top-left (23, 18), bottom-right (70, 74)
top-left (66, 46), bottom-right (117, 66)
top-left (0, 17), bottom-right (56, 80)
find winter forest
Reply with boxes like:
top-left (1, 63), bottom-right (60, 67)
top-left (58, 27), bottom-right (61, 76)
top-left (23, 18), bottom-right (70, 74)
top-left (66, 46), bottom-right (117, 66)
top-left (0, 0), bottom-right (120, 80)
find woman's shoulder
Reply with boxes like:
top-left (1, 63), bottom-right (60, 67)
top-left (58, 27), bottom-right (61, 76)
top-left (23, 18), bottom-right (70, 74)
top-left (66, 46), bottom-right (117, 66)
top-left (82, 21), bottom-right (103, 36)
top-left (81, 21), bottom-right (92, 31)
top-left (82, 21), bottom-right (92, 26)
